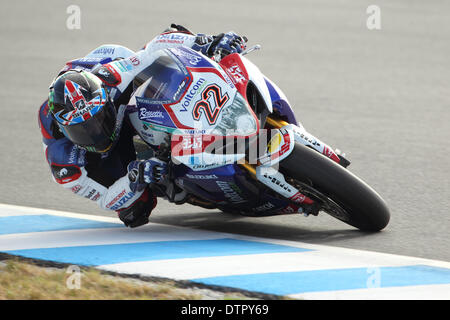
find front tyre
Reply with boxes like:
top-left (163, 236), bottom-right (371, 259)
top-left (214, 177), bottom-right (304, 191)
top-left (279, 143), bottom-right (390, 231)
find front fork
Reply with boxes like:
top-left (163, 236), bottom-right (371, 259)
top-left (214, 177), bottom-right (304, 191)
top-left (240, 116), bottom-right (350, 212)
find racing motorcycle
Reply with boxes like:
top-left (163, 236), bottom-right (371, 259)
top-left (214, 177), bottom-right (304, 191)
top-left (127, 45), bottom-right (390, 231)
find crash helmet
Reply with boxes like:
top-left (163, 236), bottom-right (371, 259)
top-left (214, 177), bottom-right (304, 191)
top-left (48, 70), bottom-right (118, 153)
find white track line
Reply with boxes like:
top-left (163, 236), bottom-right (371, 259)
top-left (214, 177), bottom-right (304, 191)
top-left (1, 203), bottom-right (449, 269)
top-left (1, 202), bottom-right (450, 301)
top-left (291, 284), bottom-right (450, 300)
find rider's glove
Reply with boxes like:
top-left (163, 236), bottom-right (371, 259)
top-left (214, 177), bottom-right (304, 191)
top-left (193, 32), bottom-right (247, 58)
top-left (117, 188), bottom-right (157, 228)
top-left (127, 158), bottom-right (168, 193)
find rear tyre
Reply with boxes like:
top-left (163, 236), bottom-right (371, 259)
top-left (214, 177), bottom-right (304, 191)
top-left (279, 143), bottom-right (390, 231)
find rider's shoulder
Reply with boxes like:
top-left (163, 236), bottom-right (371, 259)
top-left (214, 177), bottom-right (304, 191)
top-left (46, 138), bottom-right (86, 169)
top-left (46, 139), bottom-right (86, 184)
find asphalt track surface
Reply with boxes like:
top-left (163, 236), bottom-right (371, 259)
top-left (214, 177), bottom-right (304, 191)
top-left (0, 0), bottom-right (449, 262)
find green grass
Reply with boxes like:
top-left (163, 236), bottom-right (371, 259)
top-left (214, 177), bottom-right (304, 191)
top-left (0, 259), bottom-right (257, 300)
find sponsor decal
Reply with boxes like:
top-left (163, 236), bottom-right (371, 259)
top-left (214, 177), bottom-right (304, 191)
top-left (155, 34), bottom-right (190, 44)
top-left (289, 192), bottom-right (307, 204)
top-left (183, 129), bottom-right (206, 134)
top-left (139, 108), bottom-right (164, 120)
top-left (216, 181), bottom-right (246, 204)
top-left (129, 55), bottom-right (140, 66)
top-left (252, 202), bottom-right (276, 212)
top-left (94, 64), bottom-right (122, 86)
top-left (58, 168), bottom-right (68, 178)
top-left (172, 134), bottom-right (218, 158)
top-left (97, 68), bottom-right (109, 77)
top-left (51, 164), bottom-right (82, 184)
top-left (293, 127), bottom-right (320, 147)
top-left (129, 167), bottom-right (140, 183)
top-left (72, 57), bottom-right (107, 66)
top-left (186, 174), bottom-right (218, 179)
top-left (322, 146), bottom-right (341, 163)
top-left (227, 64), bottom-right (247, 84)
top-left (54, 80), bottom-right (106, 125)
top-left (260, 130), bottom-right (292, 164)
top-left (182, 135), bottom-right (202, 150)
top-left (106, 189), bottom-right (126, 208)
top-left (300, 132), bottom-right (320, 146)
top-left (192, 84), bottom-right (229, 125)
top-left (111, 59), bottom-right (133, 72)
top-left (68, 146), bottom-right (86, 165)
top-left (270, 131), bottom-right (291, 160)
top-left (71, 185), bottom-right (82, 194)
top-left (222, 71), bottom-right (235, 88)
top-left (109, 191), bottom-right (135, 210)
top-left (289, 192), bottom-right (314, 205)
top-left (181, 78), bottom-right (206, 110)
top-left (176, 50), bottom-right (202, 65)
top-left (280, 132), bottom-right (291, 156)
top-left (323, 146), bottom-right (332, 157)
top-left (173, 78), bottom-right (188, 101)
top-left (267, 133), bottom-right (282, 154)
top-left (279, 204), bottom-right (302, 214)
top-left (262, 172), bottom-right (292, 193)
top-left (106, 189), bottom-right (136, 210)
top-left (220, 56), bottom-right (248, 90)
top-left (191, 163), bottom-right (217, 170)
top-left (91, 192), bottom-right (101, 201)
top-left (136, 98), bottom-right (177, 126)
top-left (93, 47), bottom-right (115, 55)
top-left (84, 188), bottom-right (98, 200)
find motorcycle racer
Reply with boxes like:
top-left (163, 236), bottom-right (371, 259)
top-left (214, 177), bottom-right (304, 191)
top-left (38, 24), bottom-right (247, 228)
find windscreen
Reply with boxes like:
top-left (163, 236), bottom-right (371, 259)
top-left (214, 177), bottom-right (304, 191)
top-left (133, 50), bottom-right (189, 104)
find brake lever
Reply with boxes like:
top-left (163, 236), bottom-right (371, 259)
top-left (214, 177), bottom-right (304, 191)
top-left (241, 44), bottom-right (261, 56)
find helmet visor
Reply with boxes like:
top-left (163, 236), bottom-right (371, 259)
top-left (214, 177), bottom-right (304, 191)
top-left (61, 100), bottom-right (117, 153)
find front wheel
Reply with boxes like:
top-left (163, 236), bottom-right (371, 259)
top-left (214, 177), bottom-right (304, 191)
top-left (279, 143), bottom-right (390, 231)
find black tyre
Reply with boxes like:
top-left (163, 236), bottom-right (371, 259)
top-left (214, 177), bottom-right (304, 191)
top-left (279, 142), bottom-right (390, 231)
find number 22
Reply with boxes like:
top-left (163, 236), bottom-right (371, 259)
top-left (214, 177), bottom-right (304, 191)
top-left (192, 84), bottom-right (229, 125)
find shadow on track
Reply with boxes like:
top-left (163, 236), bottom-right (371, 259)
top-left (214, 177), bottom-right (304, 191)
top-left (149, 210), bottom-right (379, 244)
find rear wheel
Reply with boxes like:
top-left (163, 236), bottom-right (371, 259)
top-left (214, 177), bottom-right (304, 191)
top-left (279, 143), bottom-right (390, 231)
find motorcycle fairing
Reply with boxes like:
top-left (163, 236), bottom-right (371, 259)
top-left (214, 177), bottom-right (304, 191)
top-left (130, 47), bottom-right (256, 133)
top-left (172, 163), bottom-right (303, 215)
top-left (265, 78), bottom-right (299, 125)
top-left (220, 54), bottom-right (273, 114)
top-left (61, 44), bottom-right (136, 74)
top-left (127, 47), bottom-right (337, 213)
top-left (257, 127), bottom-right (295, 166)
